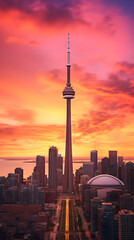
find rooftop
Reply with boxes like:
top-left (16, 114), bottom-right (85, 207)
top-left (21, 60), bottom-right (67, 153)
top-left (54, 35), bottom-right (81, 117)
top-left (87, 174), bottom-right (124, 187)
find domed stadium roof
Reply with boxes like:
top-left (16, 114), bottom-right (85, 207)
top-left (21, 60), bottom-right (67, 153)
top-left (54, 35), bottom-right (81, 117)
top-left (87, 174), bottom-right (124, 187)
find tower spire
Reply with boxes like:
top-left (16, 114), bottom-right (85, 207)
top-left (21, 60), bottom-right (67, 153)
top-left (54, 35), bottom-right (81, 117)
top-left (67, 33), bottom-right (70, 66)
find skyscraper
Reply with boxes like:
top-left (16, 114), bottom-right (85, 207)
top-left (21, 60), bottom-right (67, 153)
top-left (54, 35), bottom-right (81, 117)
top-left (118, 156), bottom-right (123, 167)
top-left (118, 156), bottom-right (124, 181)
top-left (101, 157), bottom-right (110, 174)
top-left (120, 193), bottom-right (134, 211)
top-left (48, 146), bottom-right (58, 190)
top-left (109, 151), bottom-right (117, 177)
top-left (119, 210), bottom-right (134, 240)
top-left (15, 168), bottom-right (23, 184)
top-left (35, 155), bottom-right (45, 187)
top-left (91, 150), bottom-right (98, 174)
top-left (57, 154), bottom-right (63, 187)
top-left (83, 162), bottom-right (94, 178)
top-left (91, 197), bottom-right (102, 237)
top-left (98, 203), bottom-right (117, 240)
top-left (63, 34), bottom-right (75, 193)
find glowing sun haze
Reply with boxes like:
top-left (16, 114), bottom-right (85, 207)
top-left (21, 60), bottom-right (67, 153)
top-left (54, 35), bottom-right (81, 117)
top-left (0, 0), bottom-right (134, 158)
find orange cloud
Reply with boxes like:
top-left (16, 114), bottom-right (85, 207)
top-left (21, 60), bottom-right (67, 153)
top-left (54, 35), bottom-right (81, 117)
top-left (0, 0), bottom-right (134, 159)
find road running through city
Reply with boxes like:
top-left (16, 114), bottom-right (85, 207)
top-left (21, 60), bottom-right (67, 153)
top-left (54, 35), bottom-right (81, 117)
top-left (65, 199), bottom-right (69, 240)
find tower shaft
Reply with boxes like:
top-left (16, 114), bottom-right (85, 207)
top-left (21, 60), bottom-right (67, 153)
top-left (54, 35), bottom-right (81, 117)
top-left (64, 98), bottom-right (73, 193)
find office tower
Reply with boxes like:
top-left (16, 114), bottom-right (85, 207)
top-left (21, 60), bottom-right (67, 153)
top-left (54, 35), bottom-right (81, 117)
top-left (118, 156), bottom-right (123, 167)
top-left (120, 193), bottom-right (134, 211)
top-left (97, 162), bottom-right (101, 175)
top-left (91, 197), bottom-right (102, 237)
top-left (83, 162), bottom-right (94, 178)
top-left (75, 167), bottom-right (83, 192)
top-left (124, 162), bottom-right (134, 192)
top-left (6, 187), bottom-right (19, 204)
top-left (23, 183), bottom-right (45, 206)
top-left (63, 34), bottom-right (75, 193)
top-left (15, 168), bottom-right (23, 184)
top-left (119, 210), bottom-right (134, 240)
top-left (106, 190), bottom-right (122, 204)
top-left (114, 215), bottom-right (119, 240)
top-left (57, 154), bottom-right (63, 187)
top-left (91, 150), bottom-right (98, 174)
top-left (20, 187), bottom-right (28, 205)
top-left (109, 151), bottom-right (117, 176)
top-left (35, 155), bottom-right (45, 187)
top-left (85, 188), bottom-right (97, 220)
top-left (75, 167), bottom-right (83, 185)
top-left (118, 163), bottom-right (125, 182)
top-left (0, 176), bottom-right (5, 185)
top-left (79, 184), bottom-right (90, 206)
top-left (80, 175), bottom-right (90, 185)
top-left (32, 169), bottom-right (39, 185)
top-left (118, 156), bottom-right (124, 179)
top-left (7, 173), bottom-right (19, 187)
top-left (49, 146), bottom-right (58, 190)
top-left (0, 185), bottom-right (4, 204)
top-left (101, 157), bottom-right (110, 174)
top-left (129, 168), bottom-right (134, 193)
top-left (98, 203), bottom-right (117, 240)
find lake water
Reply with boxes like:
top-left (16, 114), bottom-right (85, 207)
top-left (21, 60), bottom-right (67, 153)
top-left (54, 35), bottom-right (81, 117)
top-left (0, 158), bottom-right (84, 178)
top-left (0, 158), bottom-right (133, 179)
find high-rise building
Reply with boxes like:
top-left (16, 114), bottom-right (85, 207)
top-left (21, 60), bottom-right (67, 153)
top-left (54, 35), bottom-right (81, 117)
top-left (0, 185), bottom-right (4, 204)
top-left (101, 157), bottom-right (110, 174)
top-left (118, 156), bottom-right (123, 167)
top-left (20, 187), bottom-right (28, 205)
top-left (98, 203), bottom-right (117, 240)
top-left (91, 197), bottom-right (102, 237)
top-left (57, 154), bottom-right (63, 187)
top-left (6, 186), bottom-right (19, 204)
top-left (119, 210), bottom-right (134, 240)
top-left (20, 184), bottom-right (45, 207)
top-left (118, 156), bottom-right (124, 180)
top-left (120, 193), bottom-right (134, 211)
top-left (49, 146), bottom-right (58, 190)
top-left (124, 162), bottom-right (134, 192)
top-left (0, 176), bottom-right (5, 185)
top-left (83, 162), bottom-right (94, 178)
top-left (7, 173), bottom-right (19, 187)
top-left (106, 190), bottom-right (122, 205)
top-left (109, 151), bottom-right (117, 177)
top-left (15, 168), bottom-right (23, 184)
top-left (75, 167), bottom-right (83, 192)
top-left (129, 168), bottom-right (134, 193)
top-left (80, 175), bottom-right (90, 185)
top-left (91, 150), bottom-right (98, 174)
top-left (63, 34), bottom-right (75, 193)
top-left (35, 155), bottom-right (45, 187)
top-left (85, 188), bottom-right (97, 220)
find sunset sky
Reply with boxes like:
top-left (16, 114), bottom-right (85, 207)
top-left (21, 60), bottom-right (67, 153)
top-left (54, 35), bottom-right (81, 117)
top-left (1, 0), bottom-right (134, 159)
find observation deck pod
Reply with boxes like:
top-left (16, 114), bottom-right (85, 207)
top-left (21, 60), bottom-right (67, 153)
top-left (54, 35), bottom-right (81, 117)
top-left (63, 86), bottom-right (75, 99)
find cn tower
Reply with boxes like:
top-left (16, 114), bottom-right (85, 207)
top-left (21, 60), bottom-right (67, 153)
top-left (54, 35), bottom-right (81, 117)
top-left (63, 34), bottom-right (75, 193)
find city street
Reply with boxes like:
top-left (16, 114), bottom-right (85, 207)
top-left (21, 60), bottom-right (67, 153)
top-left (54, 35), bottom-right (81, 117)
top-left (78, 206), bottom-right (91, 239)
top-left (49, 199), bottom-right (61, 240)
top-left (65, 199), bottom-right (69, 240)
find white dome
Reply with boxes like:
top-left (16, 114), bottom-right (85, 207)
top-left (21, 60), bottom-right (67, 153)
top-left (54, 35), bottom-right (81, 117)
top-left (87, 174), bottom-right (124, 187)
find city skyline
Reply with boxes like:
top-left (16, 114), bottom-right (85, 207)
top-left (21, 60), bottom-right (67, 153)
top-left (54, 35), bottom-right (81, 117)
top-left (1, 0), bottom-right (134, 161)
top-left (1, 2), bottom-right (134, 238)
